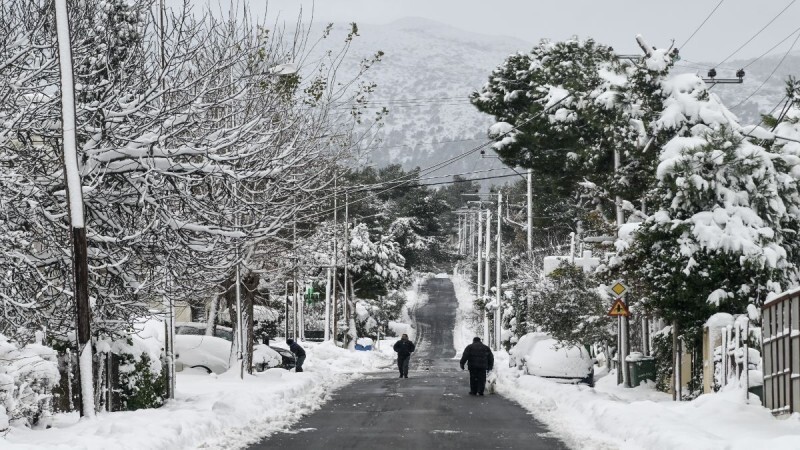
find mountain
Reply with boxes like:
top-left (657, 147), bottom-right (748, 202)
top-left (320, 18), bottom-right (800, 184)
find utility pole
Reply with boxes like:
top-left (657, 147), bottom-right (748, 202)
top-left (284, 280), bottom-right (292, 338)
top-left (527, 168), bottom-right (533, 255)
top-left (343, 191), bottom-right (349, 344)
top-left (55, 0), bottom-right (94, 418)
top-left (484, 209), bottom-right (491, 345)
top-left (470, 211), bottom-right (476, 256)
top-left (324, 268), bottom-right (331, 341)
top-left (460, 213), bottom-right (466, 255)
top-left (332, 176), bottom-right (338, 345)
top-left (614, 148), bottom-right (631, 387)
top-left (235, 244), bottom-right (244, 378)
top-left (476, 209), bottom-right (483, 300)
top-left (495, 191), bottom-right (503, 351)
top-left (293, 218), bottom-right (298, 340)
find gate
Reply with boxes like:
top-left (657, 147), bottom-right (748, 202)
top-left (762, 289), bottom-right (800, 415)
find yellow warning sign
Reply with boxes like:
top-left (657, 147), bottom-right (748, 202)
top-left (607, 298), bottom-right (630, 317)
top-left (609, 281), bottom-right (628, 297)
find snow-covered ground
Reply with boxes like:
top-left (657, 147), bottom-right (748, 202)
top-left (497, 361), bottom-right (800, 450)
top-left (389, 274), bottom-right (429, 341)
top-left (4, 341), bottom-right (393, 450)
top-left (450, 273), bottom-right (800, 450)
top-left (450, 271), bottom-right (479, 354)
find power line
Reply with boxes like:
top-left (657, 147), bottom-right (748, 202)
top-left (358, 137), bottom-right (483, 154)
top-left (353, 172), bottom-right (522, 191)
top-left (679, 0), bottom-right (725, 51)
top-left (294, 94), bottom-right (574, 224)
top-left (743, 25), bottom-right (800, 69)
top-left (718, 0), bottom-right (796, 67)
top-left (730, 31), bottom-right (800, 110)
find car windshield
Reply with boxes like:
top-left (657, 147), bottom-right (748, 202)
top-left (175, 326), bottom-right (204, 336)
top-left (215, 329), bottom-right (233, 341)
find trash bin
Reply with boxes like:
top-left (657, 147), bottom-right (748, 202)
top-left (626, 354), bottom-right (656, 387)
top-left (748, 384), bottom-right (763, 403)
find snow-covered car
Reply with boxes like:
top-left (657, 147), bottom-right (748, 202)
top-left (175, 322), bottom-right (233, 341)
top-left (269, 346), bottom-right (297, 370)
top-left (174, 334), bottom-right (232, 374)
top-left (174, 323), bottom-right (282, 374)
top-left (175, 321), bottom-right (296, 369)
top-left (509, 333), bottom-right (595, 387)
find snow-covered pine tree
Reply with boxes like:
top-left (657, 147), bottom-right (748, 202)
top-left (620, 73), bottom-right (800, 341)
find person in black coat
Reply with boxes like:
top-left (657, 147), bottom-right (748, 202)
top-left (460, 337), bottom-right (494, 395)
top-left (286, 339), bottom-right (306, 372)
top-left (392, 333), bottom-right (415, 378)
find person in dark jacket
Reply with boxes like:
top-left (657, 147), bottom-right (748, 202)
top-left (393, 333), bottom-right (415, 378)
top-left (286, 339), bottom-right (306, 372)
top-left (460, 337), bottom-right (494, 395)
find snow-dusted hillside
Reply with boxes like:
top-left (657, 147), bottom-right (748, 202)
top-left (322, 17), bottom-right (799, 180)
top-left (321, 18), bottom-right (527, 181)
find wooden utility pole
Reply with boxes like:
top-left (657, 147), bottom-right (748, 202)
top-left (55, 0), bottom-right (94, 417)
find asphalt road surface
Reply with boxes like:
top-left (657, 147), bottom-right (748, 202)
top-left (250, 277), bottom-right (566, 450)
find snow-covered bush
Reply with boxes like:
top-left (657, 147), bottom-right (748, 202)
top-left (354, 291), bottom-right (408, 338)
top-left (527, 261), bottom-right (613, 346)
top-left (0, 335), bottom-right (59, 431)
top-left (107, 336), bottom-right (164, 411)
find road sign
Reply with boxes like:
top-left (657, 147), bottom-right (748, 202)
top-left (608, 298), bottom-right (630, 317)
top-left (608, 281), bottom-right (629, 297)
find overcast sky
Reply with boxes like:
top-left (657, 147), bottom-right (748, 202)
top-left (180, 0), bottom-right (800, 65)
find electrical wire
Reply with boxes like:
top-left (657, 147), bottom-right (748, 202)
top-left (718, 0), bottom-right (796, 67)
top-left (730, 31), bottom-right (800, 110)
top-left (679, 0), bottom-right (725, 51)
top-left (294, 93), bottom-right (574, 224)
top-left (742, 25), bottom-right (800, 69)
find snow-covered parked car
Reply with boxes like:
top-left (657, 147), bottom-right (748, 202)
top-left (509, 333), bottom-right (595, 387)
top-left (174, 323), bottom-right (282, 374)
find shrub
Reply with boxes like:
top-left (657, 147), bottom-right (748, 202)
top-left (0, 334), bottom-right (59, 431)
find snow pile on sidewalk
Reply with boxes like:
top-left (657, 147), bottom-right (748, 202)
top-left (389, 275), bottom-right (429, 341)
top-left (451, 272), bottom-right (478, 353)
top-left (496, 354), bottom-right (800, 450)
top-left (4, 341), bottom-right (393, 449)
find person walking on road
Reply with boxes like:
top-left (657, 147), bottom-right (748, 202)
top-left (393, 333), bottom-right (415, 378)
top-left (460, 337), bottom-right (494, 396)
top-left (286, 339), bottom-right (306, 372)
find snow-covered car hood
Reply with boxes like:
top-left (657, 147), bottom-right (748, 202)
top-left (174, 335), bottom-right (231, 374)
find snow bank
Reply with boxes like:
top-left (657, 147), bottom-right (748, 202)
top-left (451, 273), bottom-right (479, 355)
top-left (4, 341), bottom-right (393, 449)
top-left (496, 352), bottom-right (800, 449)
top-left (389, 275), bottom-right (429, 341)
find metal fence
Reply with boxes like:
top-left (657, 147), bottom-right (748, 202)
top-left (762, 289), bottom-right (800, 415)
